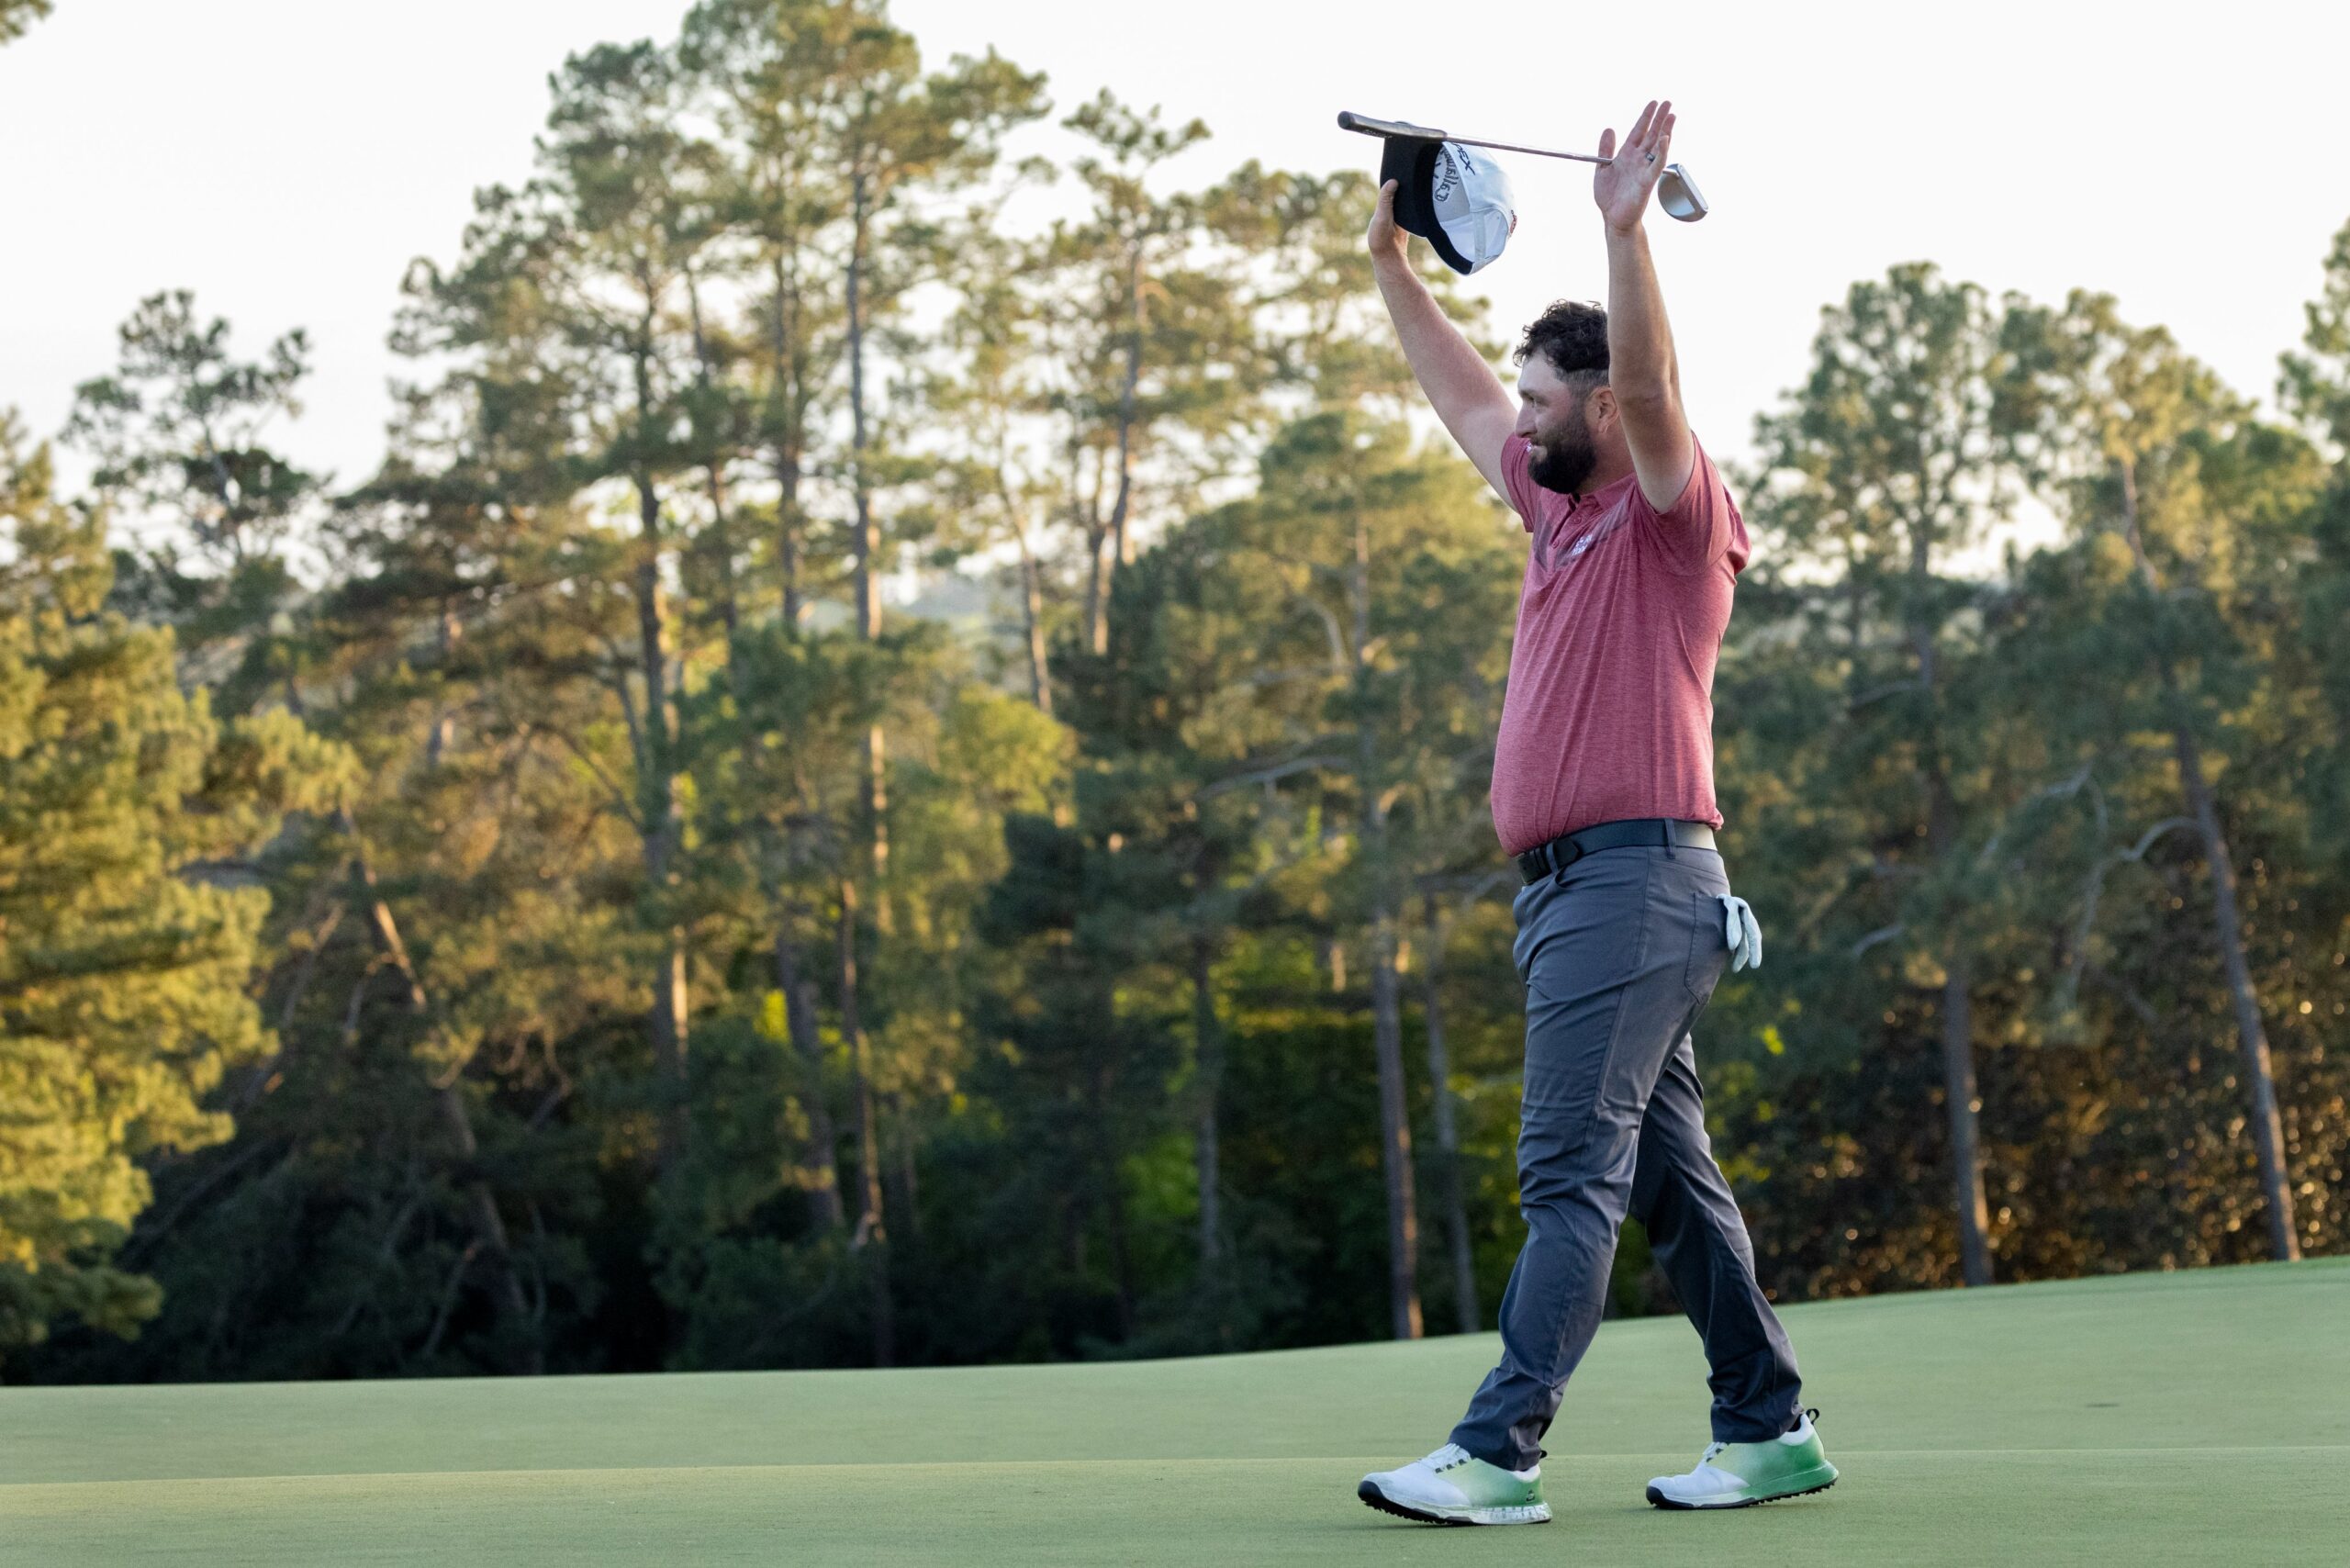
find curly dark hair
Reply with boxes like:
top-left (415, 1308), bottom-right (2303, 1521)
top-left (1516, 299), bottom-right (1610, 385)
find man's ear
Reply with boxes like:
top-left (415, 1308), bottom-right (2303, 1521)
top-left (1587, 383), bottom-right (1617, 433)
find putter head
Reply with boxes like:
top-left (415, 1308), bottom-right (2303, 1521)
top-left (1658, 163), bottom-right (1707, 222)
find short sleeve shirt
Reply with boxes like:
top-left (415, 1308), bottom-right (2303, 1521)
top-left (1487, 433), bottom-right (1750, 855)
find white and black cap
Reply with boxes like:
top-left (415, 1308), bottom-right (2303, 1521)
top-left (1382, 138), bottom-right (1516, 274)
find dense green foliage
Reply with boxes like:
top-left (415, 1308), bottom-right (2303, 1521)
top-left (3, 1), bottom-right (2344, 1381)
top-left (0, 422), bottom-right (346, 1353)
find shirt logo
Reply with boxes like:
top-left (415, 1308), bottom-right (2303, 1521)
top-left (1544, 510), bottom-right (1626, 573)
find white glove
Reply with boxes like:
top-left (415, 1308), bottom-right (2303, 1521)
top-left (1718, 894), bottom-right (1762, 973)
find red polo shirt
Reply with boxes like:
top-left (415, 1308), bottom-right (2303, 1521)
top-left (1488, 432), bottom-right (1749, 856)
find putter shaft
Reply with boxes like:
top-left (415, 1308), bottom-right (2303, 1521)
top-left (1336, 111), bottom-right (1610, 166)
top-left (1448, 135), bottom-right (1609, 167)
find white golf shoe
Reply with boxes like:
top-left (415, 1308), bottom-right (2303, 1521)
top-left (1646, 1408), bottom-right (1839, 1508)
top-left (1357, 1442), bottom-right (1551, 1525)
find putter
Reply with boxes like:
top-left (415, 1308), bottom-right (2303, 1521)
top-left (1337, 110), bottom-right (1707, 222)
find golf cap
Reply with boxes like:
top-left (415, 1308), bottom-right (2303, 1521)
top-left (1382, 138), bottom-right (1516, 274)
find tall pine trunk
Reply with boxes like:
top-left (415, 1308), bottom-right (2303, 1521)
top-left (771, 253), bottom-right (806, 628)
top-left (1105, 245), bottom-right (1144, 574)
top-left (774, 929), bottom-right (844, 1230)
top-left (846, 174), bottom-right (880, 648)
top-left (1191, 932), bottom-right (1223, 1268)
top-left (845, 172), bottom-right (891, 935)
top-left (1907, 505), bottom-right (1993, 1288)
top-left (1419, 902), bottom-right (1479, 1334)
top-left (633, 467), bottom-right (690, 1177)
top-left (1937, 935), bottom-right (1994, 1285)
top-left (685, 266), bottom-right (738, 638)
top-left (1926, 766), bottom-right (1993, 1286)
top-left (1082, 526), bottom-right (1113, 657)
top-left (712, 251), bottom-right (840, 1235)
top-left (1017, 526), bottom-right (1051, 716)
top-left (2169, 716), bottom-right (2300, 1259)
top-left (838, 876), bottom-right (894, 1365)
top-left (1369, 911), bottom-right (1422, 1339)
top-left (626, 298), bottom-right (689, 1176)
top-left (2117, 461), bottom-right (2299, 1260)
top-left (1074, 438), bottom-right (1111, 658)
top-left (339, 823), bottom-right (537, 1372)
top-left (1354, 511), bottom-right (1421, 1339)
top-left (840, 168), bottom-right (898, 1362)
top-left (747, 191), bottom-right (833, 1234)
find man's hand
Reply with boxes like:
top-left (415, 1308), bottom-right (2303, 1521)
top-left (1367, 178), bottom-right (1408, 267)
top-left (1593, 99), bottom-right (1676, 236)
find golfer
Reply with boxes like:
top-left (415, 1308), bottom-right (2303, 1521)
top-left (1356, 100), bottom-right (1836, 1523)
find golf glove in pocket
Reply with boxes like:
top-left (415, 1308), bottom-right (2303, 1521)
top-left (1718, 894), bottom-right (1762, 973)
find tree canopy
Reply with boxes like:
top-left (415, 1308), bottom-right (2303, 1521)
top-left (5, 4), bottom-right (2345, 1382)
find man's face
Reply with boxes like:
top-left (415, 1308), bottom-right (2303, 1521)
top-left (1514, 356), bottom-right (1602, 496)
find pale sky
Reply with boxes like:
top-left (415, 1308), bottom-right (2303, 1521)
top-left (6, 0), bottom-right (2345, 504)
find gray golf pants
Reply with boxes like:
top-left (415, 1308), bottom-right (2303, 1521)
top-left (1449, 842), bottom-right (1802, 1472)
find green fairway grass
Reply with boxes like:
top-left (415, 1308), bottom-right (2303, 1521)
top-left (4, 1259), bottom-right (2344, 1565)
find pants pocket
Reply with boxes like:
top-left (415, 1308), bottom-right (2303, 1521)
top-left (1684, 891), bottom-right (1728, 1003)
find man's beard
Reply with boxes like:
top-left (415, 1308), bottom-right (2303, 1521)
top-left (1528, 411), bottom-right (1597, 494)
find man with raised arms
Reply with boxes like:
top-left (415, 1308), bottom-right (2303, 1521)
top-left (1353, 99), bottom-right (1837, 1525)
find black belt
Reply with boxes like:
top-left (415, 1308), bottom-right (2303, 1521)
top-left (1516, 818), bottom-right (1717, 884)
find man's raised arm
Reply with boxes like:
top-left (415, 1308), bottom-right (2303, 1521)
top-left (1367, 180), bottom-right (1516, 502)
top-left (1595, 99), bottom-right (1695, 512)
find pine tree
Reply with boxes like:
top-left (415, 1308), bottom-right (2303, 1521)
top-left (0, 416), bottom-right (345, 1357)
top-left (1751, 264), bottom-right (2010, 1285)
top-left (1997, 291), bottom-right (2330, 1260)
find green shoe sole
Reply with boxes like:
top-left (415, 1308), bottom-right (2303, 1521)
top-left (1645, 1462), bottom-right (1840, 1510)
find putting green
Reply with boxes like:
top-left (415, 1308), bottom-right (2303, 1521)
top-left (5, 1260), bottom-right (2344, 1565)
